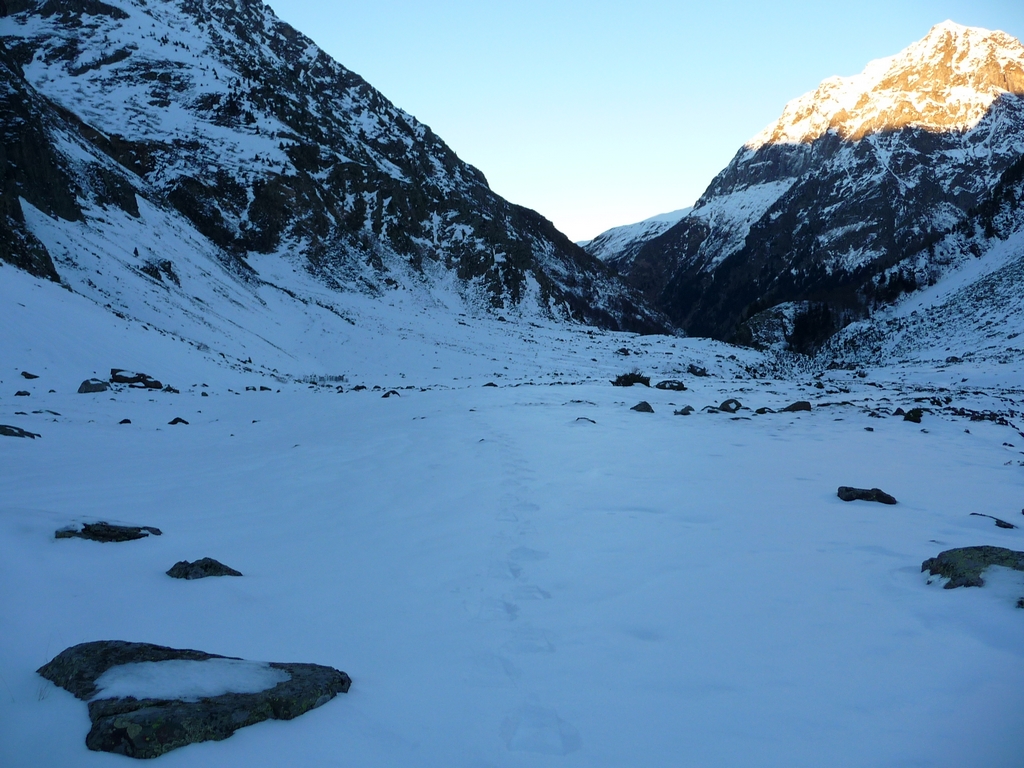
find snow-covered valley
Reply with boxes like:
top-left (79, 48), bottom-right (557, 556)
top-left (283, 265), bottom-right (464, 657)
top-left (3, 265), bottom-right (1024, 767)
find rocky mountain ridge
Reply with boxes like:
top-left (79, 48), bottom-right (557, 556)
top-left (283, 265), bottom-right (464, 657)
top-left (601, 21), bottom-right (1024, 351)
top-left (0, 0), bottom-right (666, 334)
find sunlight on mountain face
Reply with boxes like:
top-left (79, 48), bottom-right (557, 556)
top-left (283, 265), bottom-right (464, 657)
top-left (747, 21), bottom-right (1024, 148)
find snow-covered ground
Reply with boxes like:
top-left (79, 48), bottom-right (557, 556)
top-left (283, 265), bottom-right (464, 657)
top-left (2, 267), bottom-right (1024, 767)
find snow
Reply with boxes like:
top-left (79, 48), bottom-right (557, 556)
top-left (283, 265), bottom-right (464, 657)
top-left (1, 266), bottom-right (1024, 767)
top-left (92, 659), bottom-right (290, 702)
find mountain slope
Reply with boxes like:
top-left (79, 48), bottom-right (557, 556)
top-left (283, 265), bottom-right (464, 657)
top-left (0, 0), bottom-right (667, 334)
top-left (580, 207), bottom-right (691, 265)
top-left (616, 21), bottom-right (1024, 349)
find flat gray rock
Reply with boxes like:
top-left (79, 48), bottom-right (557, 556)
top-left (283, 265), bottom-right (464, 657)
top-left (38, 641), bottom-right (351, 759)
top-left (167, 558), bottom-right (242, 579)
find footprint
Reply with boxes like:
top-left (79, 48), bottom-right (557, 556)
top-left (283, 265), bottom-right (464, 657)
top-left (513, 585), bottom-right (551, 601)
top-left (500, 705), bottom-right (581, 755)
top-left (474, 597), bottom-right (520, 622)
top-left (508, 546), bottom-right (548, 562)
top-left (503, 627), bottom-right (556, 655)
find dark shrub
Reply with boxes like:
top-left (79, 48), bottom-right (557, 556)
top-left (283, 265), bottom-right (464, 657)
top-left (611, 370), bottom-right (650, 387)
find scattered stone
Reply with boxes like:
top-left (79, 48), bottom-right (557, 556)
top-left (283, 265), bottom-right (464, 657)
top-left (119, 419), bottom-right (131, 425)
top-left (162, 385), bottom-right (180, 394)
top-left (15, 390), bottom-right (30, 396)
top-left (893, 407), bottom-right (906, 417)
top-left (0, 424), bottom-right (41, 439)
top-left (20, 371), bottom-right (39, 379)
top-left (56, 522), bottom-right (162, 543)
top-left (37, 641), bottom-right (350, 759)
top-left (483, 382), bottom-right (498, 387)
top-left (864, 427), bottom-right (874, 432)
top-left (687, 364), bottom-right (708, 377)
top-left (167, 558), bottom-right (242, 579)
top-left (755, 407), bottom-right (774, 415)
top-left (352, 385), bottom-right (367, 392)
top-left (945, 356), bottom-right (963, 364)
top-left (969, 513), bottom-right (1017, 529)
top-left (782, 401), bottom-right (812, 412)
top-left (168, 417), bottom-right (189, 425)
top-left (615, 347), bottom-right (631, 356)
top-left (719, 399), bottom-right (742, 414)
top-left (201, 391), bottom-right (209, 397)
top-left (110, 369), bottom-right (162, 389)
top-left (78, 379), bottom-right (110, 394)
top-left (382, 390), bottom-right (400, 398)
top-left (631, 401), bottom-right (654, 413)
top-left (903, 408), bottom-right (924, 424)
top-left (922, 546), bottom-right (1024, 589)
top-left (654, 380), bottom-right (687, 391)
top-left (837, 487), bottom-right (898, 505)
top-left (260, 386), bottom-right (272, 391)
top-left (674, 405), bottom-right (695, 416)
top-left (575, 417), bottom-right (596, 424)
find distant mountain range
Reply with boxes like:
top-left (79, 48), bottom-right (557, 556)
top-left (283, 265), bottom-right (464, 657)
top-left (0, 0), bottom-right (667, 337)
top-left (585, 21), bottom-right (1024, 353)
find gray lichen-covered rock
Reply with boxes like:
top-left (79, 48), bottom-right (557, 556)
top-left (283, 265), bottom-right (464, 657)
top-left (78, 379), bottom-right (110, 393)
top-left (167, 558), bottom-right (242, 579)
top-left (837, 486), bottom-right (898, 505)
top-left (37, 641), bottom-right (351, 759)
top-left (921, 546), bottom-right (1024, 589)
top-left (55, 522), bottom-right (162, 542)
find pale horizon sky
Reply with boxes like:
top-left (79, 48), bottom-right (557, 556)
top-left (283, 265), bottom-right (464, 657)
top-left (268, 1), bottom-right (1024, 242)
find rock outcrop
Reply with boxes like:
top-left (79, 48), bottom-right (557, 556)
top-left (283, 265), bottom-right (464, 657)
top-left (922, 546), bottom-right (1024, 588)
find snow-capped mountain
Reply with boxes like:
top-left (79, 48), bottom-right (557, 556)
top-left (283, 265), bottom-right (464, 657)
top-left (0, 0), bottom-right (666, 335)
top-left (616, 21), bottom-right (1024, 350)
top-left (579, 208), bottom-right (691, 265)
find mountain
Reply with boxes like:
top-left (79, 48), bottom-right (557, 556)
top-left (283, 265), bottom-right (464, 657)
top-left (579, 207), bottom-right (691, 265)
top-left (0, 0), bottom-right (667, 336)
top-left (612, 21), bottom-right (1024, 351)
top-left (821, 148), bottom-right (1024, 368)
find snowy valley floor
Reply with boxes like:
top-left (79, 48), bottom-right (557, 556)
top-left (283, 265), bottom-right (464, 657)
top-left (2, 276), bottom-right (1024, 766)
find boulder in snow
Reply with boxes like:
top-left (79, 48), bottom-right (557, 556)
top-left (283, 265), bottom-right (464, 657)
top-left (631, 401), bottom-right (654, 413)
top-left (167, 558), bottom-right (243, 579)
top-left (0, 424), bottom-right (41, 438)
top-left (782, 401), bottom-right (812, 412)
top-left (37, 641), bottom-right (351, 759)
top-left (56, 522), bottom-right (162, 543)
top-left (110, 369), bottom-right (163, 389)
top-left (837, 487), bottom-right (897, 505)
top-left (78, 379), bottom-right (110, 393)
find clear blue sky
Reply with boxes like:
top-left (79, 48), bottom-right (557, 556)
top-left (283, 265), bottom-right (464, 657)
top-left (267, 0), bottom-right (1024, 241)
